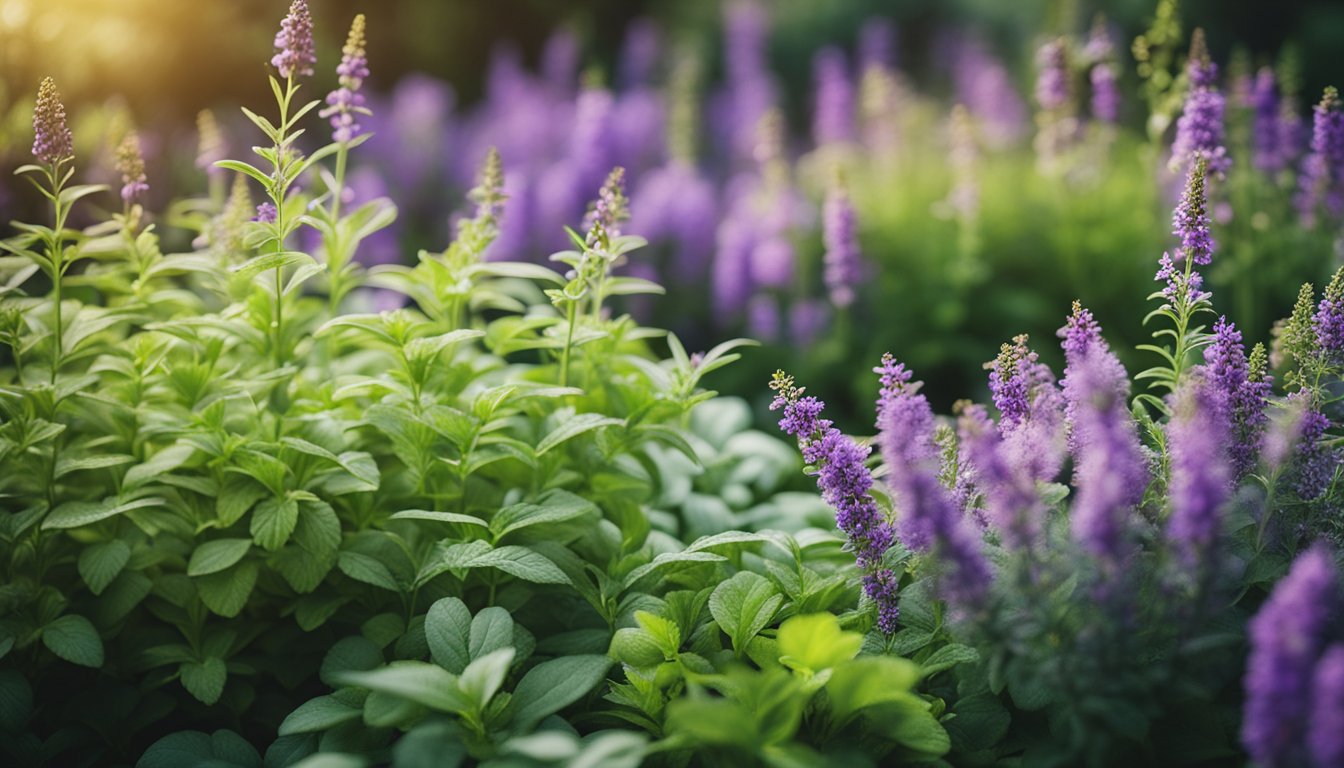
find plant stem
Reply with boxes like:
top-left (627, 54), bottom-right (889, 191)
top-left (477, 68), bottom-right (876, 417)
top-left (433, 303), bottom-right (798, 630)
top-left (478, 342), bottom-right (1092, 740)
top-left (560, 300), bottom-right (577, 387)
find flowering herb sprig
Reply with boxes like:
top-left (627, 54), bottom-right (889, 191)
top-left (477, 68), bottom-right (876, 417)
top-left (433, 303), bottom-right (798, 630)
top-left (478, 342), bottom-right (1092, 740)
top-left (1137, 153), bottom-right (1216, 416)
top-left (9, 78), bottom-right (107, 388)
top-left (770, 369), bottom-right (902, 633)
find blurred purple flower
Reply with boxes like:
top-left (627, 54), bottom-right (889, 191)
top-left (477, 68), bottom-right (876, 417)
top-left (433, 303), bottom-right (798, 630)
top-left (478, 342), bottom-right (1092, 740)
top-left (1169, 31), bottom-right (1229, 175)
top-left (1165, 375), bottom-right (1232, 567)
top-left (822, 179), bottom-right (861, 307)
top-left (812, 46), bottom-right (855, 146)
top-left (858, 18), bottom-right (896, 74)
top-left (1035, 39), bottom-right (1069, 112)
top-left (1296, 86), bottom-right (1344, 228)
top-left (254, 202), bottom-right (278, 223)
top-left (541, 27), bottom-right (581, 96)
top-left (628, 161), bottom-right (717, 280)
top-left (1252, 68), bottom-right (1287, 173)
top-left (1203, 317), bottom-right (1271, 479)
top-left (1310, 645), bottom-right (1344, 768)
top-left (789, 299), bottom-right (829, 347)
top-left (1090, 63), bottom-right (1120, 124)
top-left (115, 132), bottom-right (149, 204)
top-left (1316, 268), bottom-right (1344, 358)
top-left (618, 18), bottom-right (662, 88)
top-left (947, 33), bottom-right (1027, 148)
top-left (1243, 543), bottom-right (1341, 767)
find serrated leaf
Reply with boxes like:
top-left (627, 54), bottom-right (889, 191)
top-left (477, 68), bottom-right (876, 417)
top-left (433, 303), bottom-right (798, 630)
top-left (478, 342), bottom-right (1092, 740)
top-left (195, 561), bottom-right (259, 618)
top-left (78, 539), bottom-right (130, 595)
top-left (468, 546), bottom-right (570, 584)
top-left (41, 614), bottom-right (104, 668)
top-left (535, 414), bottom-right (624, 455)
top-left (180, 657), bottom-right (228, 705)
top-left (250, 496), bottom-right (299, 551)
top-left (708, 572), bottom-right (783, 656)
top-left (43, 496), bottom-right (163, 530)
top-left (188, 539), bottom-right (253, 577)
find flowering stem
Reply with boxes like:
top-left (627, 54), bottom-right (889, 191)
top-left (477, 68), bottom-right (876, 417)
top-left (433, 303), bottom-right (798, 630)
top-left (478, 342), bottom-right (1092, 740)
top-left (560, 300), bottom-right (578, 387)
top-left (269, 75), bottom-right (299, 367)
top-left (45, 162), bottom-right (68, 386)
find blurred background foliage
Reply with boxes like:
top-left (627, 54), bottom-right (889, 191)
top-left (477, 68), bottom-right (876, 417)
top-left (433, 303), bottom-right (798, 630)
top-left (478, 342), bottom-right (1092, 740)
top-left (1, 0), bottom-right (1342, 430)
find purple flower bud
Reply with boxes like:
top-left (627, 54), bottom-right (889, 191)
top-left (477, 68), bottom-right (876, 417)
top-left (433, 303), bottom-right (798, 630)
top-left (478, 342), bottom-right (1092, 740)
top-left (822, 179), bottom-right (861, 307)
top-left (271, 0), bottom-right (316, 80)
top-left (32, 77), bottom-right (73, 165)
top-left (812, 47), bottom-right (855, 146)
top-left (254, 202), bottom-right (278, 223)
top-left (1310, 645), bottom-right (1344, 768)
top-left (320, 15), bottom-right (370, 143)
top-left (1242, 543), bottom-right (1342, 767)
top-left (582, 167), bottom-right (629, 246)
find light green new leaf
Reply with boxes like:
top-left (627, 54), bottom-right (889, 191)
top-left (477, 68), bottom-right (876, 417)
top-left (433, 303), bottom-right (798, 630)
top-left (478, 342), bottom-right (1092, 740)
top-left (535, 414), bottom-right (624, 455)
top-left (776, 614), bottom-right (863, 675)
top-left (458, 647), bottom-right (515, 707)
top-left (337, 662), bottom-right (473, 715)
top-left (709, 572), bottom-right (783, 656)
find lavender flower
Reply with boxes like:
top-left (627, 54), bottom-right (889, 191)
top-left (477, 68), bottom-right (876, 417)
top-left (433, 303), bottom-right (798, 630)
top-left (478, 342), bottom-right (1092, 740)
top-left (1035, 39), bottom-right (1070, 112)
top-left (822, 177), bottom-right (861, 307)
top-left (720, 0), bottom-right (777, 162)
top-left (1292, 398), bottom-right (1336, 501)
top-left (1203, 317), bottom-right (1272, 478)
top-left (1242, 543), bottom-right (1342, 767)
top-left (957, 403), bottom-right (1046, 550)
top-left (1090, 64), bottom-right (1120, 124)
top-left (582, 167), bottom-right (629, 246)
top-left (115, 132), bottom-right (148, 205)
top-left (949, 34), bottom-right (1027, 148)
top-left (1173, 154), bottom-right (1215, 266)
top-left (32, 77), bottom-right (73, 165)
top-left (618, 18), bottom-right (661, 89)
top-left (321, 14), bottom-right (370, 143)
top-left (987, 335), bottom-right (1034, 427)
top-left (254, 202), bottom-right (278, 224)
top-left (858, 18), bottom-right (896, 74)
top-left (875, 355), bottom-right (991, 605)
top-left (1252, 68), bottom-right (1286, 173)
top-left (771, 371), bottom-right (900, 631)
top-left (1068, 343), bottom-right (1147, 562)
top-left (629, 162), bottom-right (717, 280)
top-left (1296, 87), bottom-right (1344, 228)
top-left (271, 0), bottom-right (316, 80)
top-left (1315, 267), bottom-right (1344, 359)
top-left (812, 47), bottom-right (855, 146)
top-left (541, 27), bottom-right (580, 95)
top-left (1169, 30), bottom-right (1229, 176)
top-left (1165, 375), bottom-right (1231, 567)
top-left (196, 109), bottom-right (226, 176)
top-left (1060, 300), bottom-right (1103, 363)
top-left (1310, 645), bottom-right (1344, 767)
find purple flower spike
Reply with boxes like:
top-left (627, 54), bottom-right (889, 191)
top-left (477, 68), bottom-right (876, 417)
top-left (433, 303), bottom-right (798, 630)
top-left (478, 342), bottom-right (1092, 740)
top-left (1173, 154), bottom-right (1216, 266)
top-left (1295, 87), bottom-right (1344, 228)
top-left (1203, 317), bottom-right (1271, 479)
top-left (1035, 39), bottom-right (1069, 112)
top-left (1252, 68), bottom-right (1285, 173)
top-left (115, 132), bottom-right (149, 204)
top-left (822, 177), bottom-right (861, 308)
top-left (1169, 30), bottom-right (1229, 176)
top-left (32, 77), bottom-right (73, 165)
top-left (770, 370), bottom-right (901, 632)
top-left (1316, 267), bottom-right (1344, 358)
top-left (812, 46), bottom-right (855, 146)
top-left (1310, 645), bottom-right (1344, 768)
top-left (1165, 375), bottom-right (1231, 568)
top-left (1090, 63), bottom-right (1120, 124)
top-left (320, 15), bottom-right (370, 143)
top-left (1242, 543), bottom-right (1342, 767)
top-left (271, 0), bottom-right (316, 80)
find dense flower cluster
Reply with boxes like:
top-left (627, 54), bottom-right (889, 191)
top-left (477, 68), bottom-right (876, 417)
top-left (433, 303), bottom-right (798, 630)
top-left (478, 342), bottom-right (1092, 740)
top-left (115, 132), bottom-right (149, 205)
top-left (1157, 156), bottom-right (1215, 304)
top-left (1296, 86), bottom-right (1344, 227)
top-left (1035, 39), bottom-right (1070, 112)
top-left (770, 371), bottom-right (900, 632)
top-left (31, 77), bottom-right (72, 165)
top-left (1252, 68), bottom-right (1289, 173)
top-left (1170, 30), bottom-right (1229, 175)
top-left (271, 0), bottom-right (316, 80)
top-left (321, 14), bottom-right (370, 143)
top-left (1203, 316), bottom-right (1272, 478)
top-left (1243, 544), bottom-right (1342, 767)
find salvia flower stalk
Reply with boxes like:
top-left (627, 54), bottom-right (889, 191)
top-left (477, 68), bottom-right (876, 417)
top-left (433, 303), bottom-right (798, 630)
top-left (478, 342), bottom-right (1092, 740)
top-left (271, 0), bottom-right (316, 80)
top-left (770, 370), bottom-right (901, 633)
top-left (1296, 86), bottom-right (1344, 228)
top-left (321, 14), bottom-right (370, 144)
top-left (1169, 29), bottom-right (1229, 176)
top-left (115, 131), bottom-right (149, 207)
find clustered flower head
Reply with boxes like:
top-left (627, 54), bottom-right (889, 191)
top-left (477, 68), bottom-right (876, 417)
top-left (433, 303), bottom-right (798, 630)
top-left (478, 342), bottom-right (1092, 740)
top-left (582, 166), bottom-right (630, 247)
top-left (321, 14), bottom-right (370, 143)
top-left (271, 0), bottom-right (316, 80)
top-left (1242, 544), bottom-right (1343, 767)
top-left (1035, 38), bottom-right (1070, 112)
top-left (115, 132), bottom-right (149, 205)
top-left (1169, 29), bottom-right (1229, 176)
top-left (822, 175), bottom-right (861, 308)
top-left (1203, 317), bottom-right (1272, 479)
top-left (254, 201), bottom-right (278, 224)
top-left (770, 370), bottom-right (901, 632)
top-left (32, 77), bottom-right (73, 166)
top-left (470, 147), bottom-right (507, 225)
top-left (1315, 267), bottom-right (1344, 359)
top-left (1157, 155), bottom-right (1215, 305)
top-left (1165, 375), bottom-right (1231, 568)
top-left (1296, 86), bottom-right (1344, 227)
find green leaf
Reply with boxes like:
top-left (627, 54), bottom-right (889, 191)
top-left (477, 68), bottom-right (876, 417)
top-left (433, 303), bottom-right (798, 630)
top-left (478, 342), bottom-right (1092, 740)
top-left (468, 545), bottom-right (570, 584)
top-left (776, 614), bottom-right (863, 675)
top-left (337, 662), bottom-right (473, 715)
top-left (218, 477), bottom-right (267, 527)
top-left (278, 694), bottom-right (364, 735)
top-left (233, 250), bottom-right (316, 281)
top-left (459, 647), bottom-right (515, 707)
top-left (535, 414), bottom-right (624, 455)
top-left (426, 598), bottom-right (472, 674)
top-left (123, 443), bottom-right (195, 490)
top-left (825, 657), bottom-right (923, 726)
top-left (708, 572), bottom-right (782, 656)
top-left (509, 655), bottom-right (612, 731)
top-left (195, 561), bottom-right (260, 618)
top-left (136, 729), bottom-right (261, 768)
top-left (338, 551), bottom-right (402, 592)
top-left (41, 614), bottom-right (104, 668)
top-left (920, 643), bottom-right (980, 676)
top-left (78, 539), bottom-right (130, 595)
top-left (469, 607), bottom-right (515, 663)
top-left (180, 657), bottom-right (228, 705)
top-left (188, 538), bottom-right (253, 577)
top-left (320, 636), bottom-right (384, 688)
top-left (489, 490), bottom-right (599, 540)
top-left (633, 611), bottom-right (682, 657)
top-left (944, 693), bottom-right (1011, 752)
top-left (251, 495), bottom-right (299, 551)
top-left (389, 510), bottom-right (488, 527)
top-left (42, 496), bottom-right (163, 529)
top-left (0, 669), bottom-right (33, 731)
